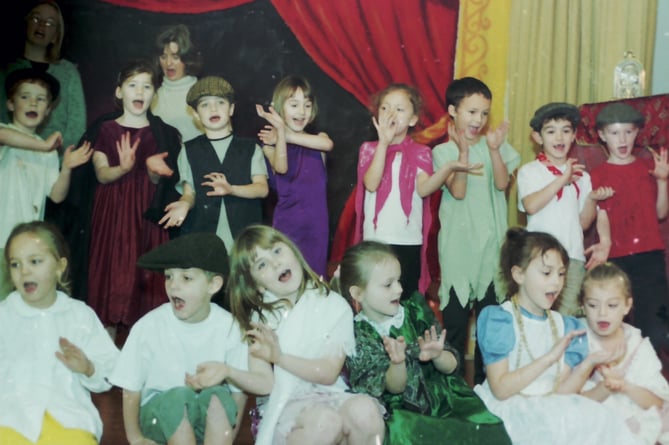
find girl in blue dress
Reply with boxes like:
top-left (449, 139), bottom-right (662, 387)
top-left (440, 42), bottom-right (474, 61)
top-left (474, 227), bottom-right (643, 444)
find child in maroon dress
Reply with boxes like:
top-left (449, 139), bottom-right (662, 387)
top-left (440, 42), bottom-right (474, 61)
top-left (87, 60), bottom-right (180, 338)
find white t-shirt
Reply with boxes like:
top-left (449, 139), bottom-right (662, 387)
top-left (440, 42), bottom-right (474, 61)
top-left (363, 154), bottom-right (423, 245)
top-left (109, 303), bottom-right (248, 405)
top-left (518, 159), bottom-right (592, 261)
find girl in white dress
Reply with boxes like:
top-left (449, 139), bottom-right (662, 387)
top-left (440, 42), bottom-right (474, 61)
top-left (474, 227), bottom-right (643, 444)
top-left (225, 224), bottom-right (385, 445)
top-left (581, 262), bottom-right (669, 445)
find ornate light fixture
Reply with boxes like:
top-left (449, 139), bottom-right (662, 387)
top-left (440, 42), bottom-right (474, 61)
top-left (614, 51), bottom-right (645, 99)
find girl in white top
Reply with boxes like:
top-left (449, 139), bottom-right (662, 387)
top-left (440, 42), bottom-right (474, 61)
top-left (475, 227), bottom-right (643, 445)
top-left (581, 263), bottom-right (669, 445)
top-left (151, 24), bottom-right (203, 142)
top-left (225, 224), bottom-right (385, 445)
top-left (0, 221), bottom-right (118, 444)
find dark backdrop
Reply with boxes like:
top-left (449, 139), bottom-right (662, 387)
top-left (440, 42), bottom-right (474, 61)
top-left (2, 0), bottom-right (376, 240)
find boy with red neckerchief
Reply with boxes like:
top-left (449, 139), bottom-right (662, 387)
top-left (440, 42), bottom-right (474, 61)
top-left (518, 102), bottom-right (613, 316)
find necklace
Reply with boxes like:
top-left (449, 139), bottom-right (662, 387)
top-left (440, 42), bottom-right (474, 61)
top-left (511, 295), bottom-right (561, 395)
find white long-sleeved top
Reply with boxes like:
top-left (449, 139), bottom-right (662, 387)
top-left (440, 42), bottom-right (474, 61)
top-left (0, 291), bottom-right (119, 442)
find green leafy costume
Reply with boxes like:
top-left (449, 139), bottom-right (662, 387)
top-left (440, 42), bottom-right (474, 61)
top-left (347, 292), bottom-right (511, 444)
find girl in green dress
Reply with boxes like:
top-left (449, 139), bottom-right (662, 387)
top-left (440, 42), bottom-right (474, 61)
top-left (337, 240), bottom-right (511, 444)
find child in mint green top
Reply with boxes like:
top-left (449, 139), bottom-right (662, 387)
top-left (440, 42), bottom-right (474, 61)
top-left (432, 77), bottom-right (520, 384)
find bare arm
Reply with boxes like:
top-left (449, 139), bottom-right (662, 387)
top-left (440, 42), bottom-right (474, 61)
top-left (0, 128), bottom-right (61, 152)
top-left (202, 173), bottom-right (269, 199)
top-left (49, 142), bottom-right (93, 203)
top-left (122, 389), bottom-right (157, 445)
top-left (383, 336), bottom-right (408, 394)
top-left (257, 105), bottom-right (288, 174)
top-left (487, 121), bottom-right (511, 191)
top-left (416, 160), bottom-right (483, 198)
top-left (486, 330), bottom-right (584, 400)
top-left (521, 175), bottom-right (570, 215)
top-left (93, 132), bottom-right (138, 184)
top-left (286, 131), bottom-right (333, 152)
top-left (585, 209), bottom-right (612, 270)
top-left (443, 123), bottom-right (470, 199)
top-left (650, 147), bottom-right (669, 219)
top-left (159, 182), bottom-right (195, 229)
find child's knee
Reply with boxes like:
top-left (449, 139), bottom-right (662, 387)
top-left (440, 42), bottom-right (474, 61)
top-left (297, 405), bottom-right (344, 443)
top-left (340, 395), bottom-right (384, 433)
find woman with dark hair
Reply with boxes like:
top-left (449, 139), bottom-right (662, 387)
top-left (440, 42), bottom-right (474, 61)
top-left (151, 24), bottom-right (204, 142)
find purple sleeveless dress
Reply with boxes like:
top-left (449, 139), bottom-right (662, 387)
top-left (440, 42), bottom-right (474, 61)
top-left (269, 143), bottom-right (328, 277)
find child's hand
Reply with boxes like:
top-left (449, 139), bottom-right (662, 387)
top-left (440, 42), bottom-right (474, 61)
top-left (547, 329), bottom-right (586, 363)
top-left (418, 326), bottom-right (447, 362)
top-left (600, 365), bottom-right (626, 392)
top-left (587, 342), bottom-right (626, 369)
top-left (486, 120), bottom-right (510, 152)
top-left (256, 104), bottom-right (285, 132)
top-left (117, 131), bottom-right (138, 173)
top-left (447, 121), bottom-right (470, 155)
top-left (185, 361), bottom-right (228, 389)
top-left (202, 172), bottom-right (233, 196)
top-left (146, 152), bottom-right (174, 177)
top-left (62, 141), bottom-right (93, 170)
top-left (258, 125), bottom-right (278, 146)
top-left (373, 110), bottom-right (397, 146)
top-left (55, 337), bottom-right (94, 376)
top-left (247, 322), bottom-right (282, 364)
top-left (45, 131), bottom-right (63, 152)
top-left (563, 158), bottom-right (585, 185)
top-left (649, 147), bottom-right (669, 181)
top-left (159, 200), bottom-right (189, 228)
top-left (589, 186), bottom-right (615, 201)
top-left (382, 336), bottom-right (407, 364)
top-left (585, 239), bottom-right (611, 270)
top-left (447, 159), bottom-right (484, 175)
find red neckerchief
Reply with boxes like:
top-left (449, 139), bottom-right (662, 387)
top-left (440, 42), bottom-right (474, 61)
top-left (536, 152), bottom-right (579, 200)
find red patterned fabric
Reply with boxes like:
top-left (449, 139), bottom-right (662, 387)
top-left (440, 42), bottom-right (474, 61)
top-left (100, 0), bottom-right (253, 14)
top-left (576, 94), bottom-right (669, 148)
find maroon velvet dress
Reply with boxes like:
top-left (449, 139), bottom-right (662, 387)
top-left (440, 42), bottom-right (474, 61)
top-left (87, 121), bottom-right (168, 326)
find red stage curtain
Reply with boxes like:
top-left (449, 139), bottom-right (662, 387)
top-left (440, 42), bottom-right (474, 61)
top-left (100, 0), bottom-right (253, 14)
top-left (270, 0), bottom-right (458, 127)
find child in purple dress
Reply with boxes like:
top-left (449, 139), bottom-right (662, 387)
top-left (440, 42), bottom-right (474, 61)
top-left (256, 76), bottom-right (332, 277)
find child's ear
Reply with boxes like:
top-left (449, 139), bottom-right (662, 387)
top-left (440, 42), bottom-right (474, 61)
top-left (531, 131), bottom-right (543, 145)
top-left (409, 114), bottom-right (419, 128)
top-left (6, 99), bottom-right (14, 113)
top-left (57, 257), bottom-right (68, 279)
top-left (597, 129), bottom-right (606, 141)
top-left (115, 86), bottom-right (123, 100)
top-left (623, 297), bottom-right (633, 316)
top-left (447, 104), bottom-right (457, 119)
top-left (209, 275), bottom-right (224, 295)
top-left (511, 265), bottom-right (525, 286)
top-left (229, 103), bottom-right (235, 117)
top-left (348, 285), bottom-right (363, 303)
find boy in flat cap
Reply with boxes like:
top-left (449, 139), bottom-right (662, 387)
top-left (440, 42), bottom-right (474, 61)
top-left (160, 76), bottom-right (269, 252)
top-left (590, 102), bottom-right (669, 372)
top-left (518, 102), bottom-right (613, 315)
top-left (0, 68), bottom-right (92, 299)
top-left (109, 232), bottom-right (272, 445)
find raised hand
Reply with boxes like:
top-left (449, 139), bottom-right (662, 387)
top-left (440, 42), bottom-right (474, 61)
top-left (599, 365), bottom-right (626, 392)
top-left (486, 120), bottom-right (510, 152)
top-left (62, 141), bottom-right (93, 169)
top-left (373, 109), bottom-right (397, 146)
top-left (116, 131), bottom-right (139, 173)
top-left (256, 104), bottom-right (285, 132)
top-left (547, 329), bottom-right (586, 363)
top-left (247, 322), bottom-right (282, 364)
top-left (258, 124), bottom-right (278, 146)
top-left (55, 337), bottom-right (93, 376)
top-left (185, 361), bottom-right (228, 390)
top-left (146, 152), bottom-right (174, 177)
top-left (202, 172), bottom-right (233, 196)
top-left (383, 336), bottom-right (407, 364)
top-left (447, 121), bottom-right (470, 156)
top-left (649, 147), bottom-right (669, 181)
top-left (417, 326), bottom-right (447, 362)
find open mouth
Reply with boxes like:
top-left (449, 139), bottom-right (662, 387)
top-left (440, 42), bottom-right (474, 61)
top-left (25, 111), bottom-right (39, 119)
top-left (132, 99), bottom-right (145, 109)
top-left (597, 321), bottom-right (610, 330)
top-left (171, 296), bottom-right (185, 310)
top-left (278, 269), bottom-right (292, 283)
top-left (209, 116), bottom-right (221, 123)
top-left (23, 282), bottom-right (37, 293)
